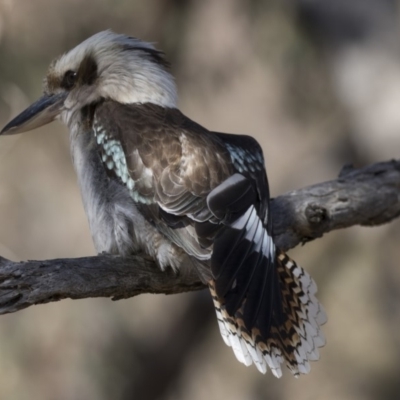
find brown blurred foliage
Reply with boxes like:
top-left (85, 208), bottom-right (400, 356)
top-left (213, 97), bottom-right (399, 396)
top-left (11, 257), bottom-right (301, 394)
top-left (0, 1), bottom-right (400, 399)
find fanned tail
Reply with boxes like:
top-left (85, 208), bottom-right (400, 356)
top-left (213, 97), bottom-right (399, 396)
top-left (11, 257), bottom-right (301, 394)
top-left (209, 250), bottom-right (327, 377)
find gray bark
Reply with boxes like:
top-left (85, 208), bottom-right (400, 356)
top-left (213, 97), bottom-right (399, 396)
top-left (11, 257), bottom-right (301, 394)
top-left (0, 159), bottom-right (399, 315)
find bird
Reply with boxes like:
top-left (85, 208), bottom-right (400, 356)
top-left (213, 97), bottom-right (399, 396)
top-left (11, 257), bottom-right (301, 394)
top-left (1, 30), bottom-right (326, 377)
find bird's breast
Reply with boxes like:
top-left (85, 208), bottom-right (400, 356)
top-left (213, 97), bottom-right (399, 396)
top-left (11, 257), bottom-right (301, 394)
top-left (69, 126), bottom-right (139, 255)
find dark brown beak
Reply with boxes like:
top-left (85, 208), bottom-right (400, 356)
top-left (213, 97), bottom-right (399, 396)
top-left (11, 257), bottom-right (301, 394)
top-left (1, 92), bottom-right (67, 135)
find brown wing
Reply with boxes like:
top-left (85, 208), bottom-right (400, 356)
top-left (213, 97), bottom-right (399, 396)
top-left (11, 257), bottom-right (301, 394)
top-left (93, 101), bottom-right (234, 261)
top-left (96, 101), bottom-right (232, 213)
top-left (94, 100), bottom-right (280, 338)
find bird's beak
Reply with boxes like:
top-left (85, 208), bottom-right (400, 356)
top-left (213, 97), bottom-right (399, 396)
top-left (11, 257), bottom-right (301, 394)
top-left (0, 92), bottom-right (67, 135)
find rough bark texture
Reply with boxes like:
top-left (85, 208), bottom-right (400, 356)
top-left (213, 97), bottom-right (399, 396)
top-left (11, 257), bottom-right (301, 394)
top-left (271, 160), bottom-right (400, 249)
top-left (0, 159), bottom-right (399, 315)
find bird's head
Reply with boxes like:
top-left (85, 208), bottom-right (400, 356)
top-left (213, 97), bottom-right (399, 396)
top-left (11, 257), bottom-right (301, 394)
top-left (1, 30), bottom-right (177, 134)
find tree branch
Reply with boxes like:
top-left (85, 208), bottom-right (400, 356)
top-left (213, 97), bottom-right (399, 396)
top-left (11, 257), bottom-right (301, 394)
top-left (1, 159), bottom-right (399, 315)
top-left (271, 159), bottom-right (400, 249)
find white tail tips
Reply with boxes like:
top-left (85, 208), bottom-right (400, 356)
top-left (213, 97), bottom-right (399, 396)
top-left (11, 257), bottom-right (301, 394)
top-left (209, 251), bottom-right (327, 377)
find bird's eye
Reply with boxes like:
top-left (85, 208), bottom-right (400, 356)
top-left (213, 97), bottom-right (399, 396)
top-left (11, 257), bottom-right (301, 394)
top-left (62, 70), bottom-right (77, 90)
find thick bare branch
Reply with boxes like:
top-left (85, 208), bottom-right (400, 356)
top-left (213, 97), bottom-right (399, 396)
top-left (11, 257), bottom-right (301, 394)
top-left (0, 159), bottom-right (399, 315)
top-left (0, 254), bottom-right (204, 314)
top-left (271, 159), bottom-right (400, 249)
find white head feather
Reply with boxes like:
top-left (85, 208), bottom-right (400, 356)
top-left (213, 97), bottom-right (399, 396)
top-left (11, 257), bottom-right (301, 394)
top-left (46, 30), bottom-right (177, 122)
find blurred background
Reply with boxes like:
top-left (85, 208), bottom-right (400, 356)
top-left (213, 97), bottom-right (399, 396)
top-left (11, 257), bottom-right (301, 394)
top-left (0, 0), bottom-right (400, 399)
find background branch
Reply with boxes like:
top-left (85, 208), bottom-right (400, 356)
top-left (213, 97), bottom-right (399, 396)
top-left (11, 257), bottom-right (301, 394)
top-left (0, 159), bottom-right (399, 315)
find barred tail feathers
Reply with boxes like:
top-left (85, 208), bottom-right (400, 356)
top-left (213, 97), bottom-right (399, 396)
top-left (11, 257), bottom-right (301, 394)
top-left (209, 251), bottom-right (327, 377)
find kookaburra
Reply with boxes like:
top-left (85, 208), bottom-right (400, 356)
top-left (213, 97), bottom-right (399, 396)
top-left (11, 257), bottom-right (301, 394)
top-left (1, 31), bottom-right (326, 377)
